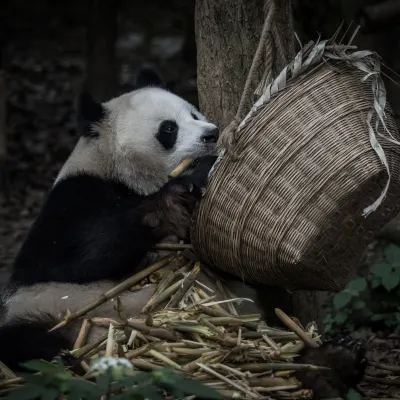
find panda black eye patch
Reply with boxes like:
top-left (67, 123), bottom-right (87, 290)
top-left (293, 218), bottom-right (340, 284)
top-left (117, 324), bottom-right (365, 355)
top-left (157, 120), bottom-right (178, 150)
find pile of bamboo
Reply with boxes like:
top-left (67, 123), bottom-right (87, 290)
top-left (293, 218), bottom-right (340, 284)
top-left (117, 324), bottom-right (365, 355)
top-left (0, 246), bottom-right (327, 399)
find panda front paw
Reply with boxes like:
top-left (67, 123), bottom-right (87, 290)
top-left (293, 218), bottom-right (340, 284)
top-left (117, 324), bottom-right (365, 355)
top-left (294, 335), bottom-right (367, 400)
top-left (176, 155), bottom-right (217, 198)
top-left (323, 335), bottom-right (368, 375)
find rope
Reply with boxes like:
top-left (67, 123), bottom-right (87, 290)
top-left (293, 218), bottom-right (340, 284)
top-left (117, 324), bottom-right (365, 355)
top-left (217, 0), bottom-right (277, 155)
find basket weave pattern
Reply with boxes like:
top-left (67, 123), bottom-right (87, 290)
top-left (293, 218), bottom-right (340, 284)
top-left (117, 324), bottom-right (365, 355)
top-left (192, 63), bottom-right (400, 291)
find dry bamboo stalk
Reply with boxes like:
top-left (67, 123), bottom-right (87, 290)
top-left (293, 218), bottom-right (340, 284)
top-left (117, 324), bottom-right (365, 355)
top-left (197, 363), bottom-right (259, 399)
top-left (237, 328), bottom-right (242, 346)
top-left (148, 349), bottom-right (181, 369)
top-left (154, 243), bottom-right (195, 251)
top-left (73, 319), bottom-right (91, 350)
top-left (144, 278), bottom-right (184, 313)
top-left (80, 361), bottom-right (91, 373)
top-left (182, 351), bottom-right (222, 372)
top-left (214, 364), bottom-right (247, 378)
top-left (262, 334), bottom-right (280, 352)
top-left (172, 348), bottom-right (210, 357)
top-left (274, 371), bottom-right (293, 377)
top-left (237, 363), bottom-right (330, 373)
top-left (248, 377), bottom-right (299, 387)
top-left (213, 390), bottom-right (243, 399)
top-left (142, 259), bottom-right (188, 313)
top-left (50, 255), bottom-right (175, 332)
top-left (205, 316), bottom-right (259, 325)
top-left (167, 262), bottom-right (201, 308)
top-left (105, 323), bottom-right (115, 357)
top-left (168, 158), bottom-right (194, 178)
top-left (290, 389), bottom-right (313, 399)
top-left (200, 318), bottom-right (224, 335)
top-left (130, 358), bottom-right (162, 371)
top-left (71, 334), bottom-right (108, 358)
top-left (0, 377), bottom-right (25, 389)
top-left (255, 384), bottom-right (300, 392)
top-left (127, 321), bottom-right (178, 341)
top-left (0, 362), bottom-right (17, 380)
top-left (275, 309), bottom-right (318, 349)
top-left (199, 306), bottom-right (258, 331)
top-left (125, 344), bottom-right (151, 359)
top-left (90, 317), bottom-right (119, 328)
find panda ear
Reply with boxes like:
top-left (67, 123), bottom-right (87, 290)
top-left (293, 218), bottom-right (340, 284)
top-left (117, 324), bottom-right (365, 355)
top-left (135, 67), bottom-right (165, 89)
top-left (78, 92), bottom-right (105, 137)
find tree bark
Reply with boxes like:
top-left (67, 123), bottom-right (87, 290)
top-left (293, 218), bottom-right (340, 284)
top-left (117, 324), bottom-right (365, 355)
top-left (0, 70), bottom-right (6, 190)
top-left (195, 0), bottom-right (294, 130)
top-left (195, 0), bottom-right (322, 329)
top-left (85, 0), bottom-right (118, 103)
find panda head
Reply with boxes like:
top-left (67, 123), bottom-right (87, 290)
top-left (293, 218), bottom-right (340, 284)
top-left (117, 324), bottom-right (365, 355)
top-left (58, 68), bottom-right (219, 195)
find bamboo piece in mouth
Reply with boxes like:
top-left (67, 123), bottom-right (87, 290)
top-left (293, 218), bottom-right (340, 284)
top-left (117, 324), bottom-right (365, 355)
top-left (168, 158), bottom-right (193, 178)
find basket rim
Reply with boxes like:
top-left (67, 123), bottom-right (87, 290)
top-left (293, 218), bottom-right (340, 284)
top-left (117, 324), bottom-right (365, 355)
top-left (212, 40), bottom-right (399, 218)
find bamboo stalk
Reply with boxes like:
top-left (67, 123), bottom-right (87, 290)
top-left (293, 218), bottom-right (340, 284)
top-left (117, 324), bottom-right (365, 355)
top-left (0, 362), bottom-right (17, 380)
top-left (255, 384), bottom-right (301, 392)
top-left (200, 305), bottom-right (258, 331)
top-left (105, 324), bottom-right (115, 357)
top-left (73, 319), bottom-right (91, 350)
top-left (141, 258), bottom-right (188, 313)
top-left (0, 377), bottom-right (25, 389)
top-left (169, 159), bottom-right (194, 178)
top-left (167, 262), bottom-right (201, 308)
top-left (125, 344), bottom-right (151, 359)
top-left (144, 279), bottom-right (184, 313)
top-left (71, 334), bottom-right (108, 358)
top-left (50, 255), bottom-right (175, 332)
top-left (148, 349), bottom-right (182, 369)
top-left (237, 363), bottom-right (330, 373)
top-left (248, 377), bottom-right (299, 387)
top-left (197, 363), bottom-right (259, 399)
top-left (127, 321), bottom-right (178, 341)
top-left (154, 243), bottom-right (195, 251)
top-left (130, 358), bottom-right (162, 371)
top-left (182, 351), bottom-right (222, 373)
top-left (275, 309), bottom-right (318, 349)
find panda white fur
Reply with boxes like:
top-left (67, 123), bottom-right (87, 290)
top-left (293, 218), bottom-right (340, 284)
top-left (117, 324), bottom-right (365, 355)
top-left (0, 70), bottom-right (368, 397)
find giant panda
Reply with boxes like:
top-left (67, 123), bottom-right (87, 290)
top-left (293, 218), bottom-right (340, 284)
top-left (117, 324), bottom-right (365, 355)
top-left (0, 69), bottom-right (367, 399)
top-left (0, 68), bottom-right (221, 368)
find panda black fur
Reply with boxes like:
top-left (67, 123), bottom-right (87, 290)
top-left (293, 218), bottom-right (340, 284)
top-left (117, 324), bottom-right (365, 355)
top-left (0, 69), bottom-right (220, 370)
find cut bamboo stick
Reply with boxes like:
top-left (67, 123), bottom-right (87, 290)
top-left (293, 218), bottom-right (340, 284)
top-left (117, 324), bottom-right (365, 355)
top-left (49, 255), bottom-right (175, 332)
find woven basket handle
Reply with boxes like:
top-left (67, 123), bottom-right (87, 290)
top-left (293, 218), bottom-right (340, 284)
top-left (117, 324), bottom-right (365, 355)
top-left (218, 0), bottom-right (285, 155)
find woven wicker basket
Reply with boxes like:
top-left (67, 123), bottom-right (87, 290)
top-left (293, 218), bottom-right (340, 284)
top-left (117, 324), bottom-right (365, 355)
top-left (191, 45), bottom-right (400, 291)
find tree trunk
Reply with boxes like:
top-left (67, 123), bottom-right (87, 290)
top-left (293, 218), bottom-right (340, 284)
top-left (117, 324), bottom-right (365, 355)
top-left (195, 0), bottom-right (294, 130)
top-left (195, 0), bottom-right (322, 329)
top-left (0, 70), bottom-right (6, 191)
top-left (85, 0), bottom-right (118, 103)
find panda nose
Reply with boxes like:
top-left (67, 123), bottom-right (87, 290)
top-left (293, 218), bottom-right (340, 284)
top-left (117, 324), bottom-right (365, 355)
top-left (202, 127), bottom-right (220, 143)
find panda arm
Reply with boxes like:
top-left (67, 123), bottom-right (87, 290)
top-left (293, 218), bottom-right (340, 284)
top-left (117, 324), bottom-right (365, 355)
top-left (11, 159), bottom-right (214, 285)
top-left (11, 175), bottom-right (160, 284)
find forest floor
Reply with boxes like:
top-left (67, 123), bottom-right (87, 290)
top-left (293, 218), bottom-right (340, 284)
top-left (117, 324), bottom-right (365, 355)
top-left (0, 41), bottom-right (399, 400)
